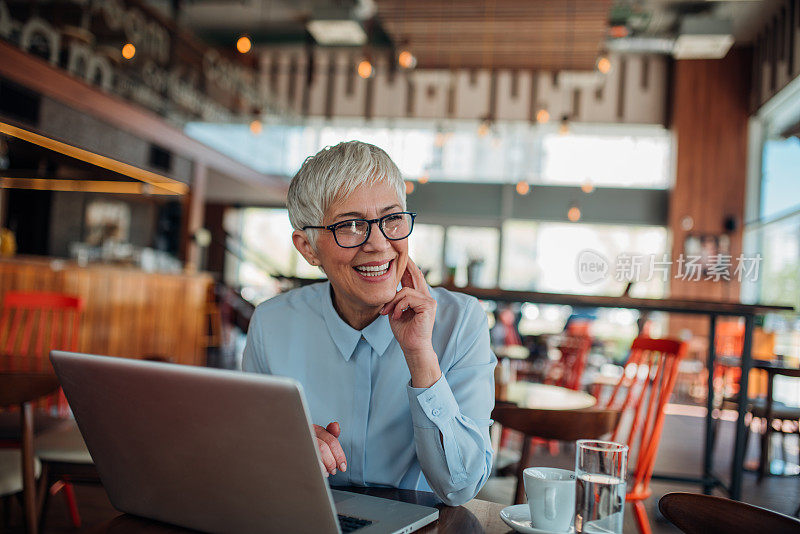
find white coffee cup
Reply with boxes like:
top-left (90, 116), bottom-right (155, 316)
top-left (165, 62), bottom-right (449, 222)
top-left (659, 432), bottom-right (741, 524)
top-left (523, 467), bottom-right (576, 532)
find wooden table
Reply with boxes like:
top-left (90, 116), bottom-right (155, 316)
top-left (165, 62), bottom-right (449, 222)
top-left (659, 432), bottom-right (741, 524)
top-left (0, 372), bottom-right (60, 534)
top-left (501, 382), bottom-right (597, 410)
top-left (86, 487), bottom-right (513, 533)
top-left (445, 283), bottom-right (795, 500)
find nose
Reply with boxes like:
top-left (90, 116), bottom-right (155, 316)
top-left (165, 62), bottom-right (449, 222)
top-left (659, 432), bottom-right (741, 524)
top-left (361, 221), bottom-right (391, 251)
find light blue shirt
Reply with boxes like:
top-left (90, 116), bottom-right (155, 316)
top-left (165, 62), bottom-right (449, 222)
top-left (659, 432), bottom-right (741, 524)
top-left (242, 281), bottom-right (496, 506)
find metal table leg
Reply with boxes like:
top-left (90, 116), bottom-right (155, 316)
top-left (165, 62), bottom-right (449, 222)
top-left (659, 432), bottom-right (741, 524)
top-left (730, 314), bottom-right (755, 500)
top-left (703, 313), bottom-right (717, 494)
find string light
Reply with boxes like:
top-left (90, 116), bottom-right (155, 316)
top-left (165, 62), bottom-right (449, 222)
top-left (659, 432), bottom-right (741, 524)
top-left (249, 120), bottom-right (263, 135)
top-left (236, 36), bottom-right (252, 54)
top-left (121, 43), bottom-right (136, 59)
top-left (477, 120), bottom-right (491, 137)
top-left (581, 180), bottom-right (594, 194)
top-left (535, 109), bottom-right (550, 124)
top-left (398, 50), bottom-right (417, 69)
top-left (405, 180), bottom-right (415, 194)
top-left (596, 56), bottom-right (612, 74)
top-left (516, 181), bottom-right (530, 195)
top-left (568, 205), bottom-right (581, 222)
top-left (357, 60), bottom-right (374, 79)
top-left (418, 173), bottom-right (429, 184)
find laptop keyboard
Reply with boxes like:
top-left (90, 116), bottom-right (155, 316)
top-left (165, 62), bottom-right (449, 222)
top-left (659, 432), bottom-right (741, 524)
top-left (337, 514), bottom-right (373, 533)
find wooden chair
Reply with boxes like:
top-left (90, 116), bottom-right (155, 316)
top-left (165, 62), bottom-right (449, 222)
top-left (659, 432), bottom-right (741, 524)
top-left (490, 406), bottom-right (620, 505)
top-left (0, 291), bottom-right (82, 414)
top-left (658, 492), bottom-right (800, 534)
top-left (547, 334), bottom-right (592, 391)
top-left (602, 337), bottom-right (687, 534)
top-left (752, 365), bottom-right (800, 482)
top-left (0, 372), bottom-right (59, 534)
top-left (0, 291), bottom-right (86, 527)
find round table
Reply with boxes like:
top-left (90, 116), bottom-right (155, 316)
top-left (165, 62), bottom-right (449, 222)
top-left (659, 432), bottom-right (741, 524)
top-left (501, 381), bottom-right (597, 410)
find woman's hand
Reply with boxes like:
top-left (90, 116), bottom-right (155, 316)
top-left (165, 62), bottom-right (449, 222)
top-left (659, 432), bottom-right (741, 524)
top-left (381, 259), bottom-right (441, 388)
top-left (313, 421), bottom-right (347, 477)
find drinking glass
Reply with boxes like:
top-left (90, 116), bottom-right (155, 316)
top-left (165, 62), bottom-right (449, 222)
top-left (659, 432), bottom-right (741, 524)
top-left (574, 440), bottom-right (628, 534)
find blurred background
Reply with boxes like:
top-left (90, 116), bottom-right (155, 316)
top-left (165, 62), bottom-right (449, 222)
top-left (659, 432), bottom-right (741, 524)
top-left (1, 0), bottom-right (800, 531)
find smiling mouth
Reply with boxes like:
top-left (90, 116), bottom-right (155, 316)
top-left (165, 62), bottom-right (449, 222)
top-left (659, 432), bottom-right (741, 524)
top-left (353, 260), bottom-right (392, 277)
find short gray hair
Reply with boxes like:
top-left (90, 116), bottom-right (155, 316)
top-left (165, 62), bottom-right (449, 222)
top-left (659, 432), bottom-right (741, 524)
top-left (287, 141), bottom-right (406, 244)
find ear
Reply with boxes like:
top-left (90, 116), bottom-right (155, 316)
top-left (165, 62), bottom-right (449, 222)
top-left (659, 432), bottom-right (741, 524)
top-left (292, 230), bottom-right (321, 267)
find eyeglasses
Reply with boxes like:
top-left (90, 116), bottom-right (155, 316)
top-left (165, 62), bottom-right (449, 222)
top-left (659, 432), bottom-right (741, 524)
top-left (303, 212), bottom-right (417, 248)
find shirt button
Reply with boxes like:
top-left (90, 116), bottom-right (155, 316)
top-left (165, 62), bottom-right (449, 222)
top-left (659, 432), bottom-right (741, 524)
top-left (431, 408), bottom-right (441, 417)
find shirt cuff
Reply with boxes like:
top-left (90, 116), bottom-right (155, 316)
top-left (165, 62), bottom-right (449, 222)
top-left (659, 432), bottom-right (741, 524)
top-left (406, 374), bottom-right (459, 429)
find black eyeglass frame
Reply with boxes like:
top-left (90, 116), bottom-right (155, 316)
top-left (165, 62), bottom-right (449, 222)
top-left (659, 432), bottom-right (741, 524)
top-left (302, 211), bottom-right (417, 248)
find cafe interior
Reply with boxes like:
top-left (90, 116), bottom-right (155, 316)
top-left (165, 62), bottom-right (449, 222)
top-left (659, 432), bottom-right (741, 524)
top-left (1, 0), bottom-right (800, 532)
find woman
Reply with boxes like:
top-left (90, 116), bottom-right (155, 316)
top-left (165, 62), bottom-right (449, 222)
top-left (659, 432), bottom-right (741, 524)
top-left (243, 140), bottom-right (495, 506)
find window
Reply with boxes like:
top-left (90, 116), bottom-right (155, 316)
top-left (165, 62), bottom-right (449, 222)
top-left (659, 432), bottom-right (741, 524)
top-left (224, 208), bottom-right (324, 304)
top-left (541, 129), bottom-right (672, 188)
top-left (444, 226), bottom-right (500, 288)
top-left (761, 136), bottom-right (800, 220)
top-left (499, 221), bottom-right (669, 297)
top-left (500, 220), bottom-right (539, 290)
top-left (409, 223), bottom-right (444, 285)
top-left (186, 120), bottom-right (671, 188)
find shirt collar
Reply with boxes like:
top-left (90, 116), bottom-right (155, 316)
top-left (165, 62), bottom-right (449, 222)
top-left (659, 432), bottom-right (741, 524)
top-left (320, 281), bottom-right (395, 361)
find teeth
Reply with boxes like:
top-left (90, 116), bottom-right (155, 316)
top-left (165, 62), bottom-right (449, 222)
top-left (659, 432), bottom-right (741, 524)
top-left (355, 261), bottom-right (390, 276)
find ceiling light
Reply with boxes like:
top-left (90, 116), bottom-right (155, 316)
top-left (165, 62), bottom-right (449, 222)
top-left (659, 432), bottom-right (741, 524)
top-left (121, 43), bottom-right (135, 60)
top-left (673, 16), bottom-right (734, 59)
top-left (236, 36), bottom-right (252, 54)
top-left (398, 50), bottom-right (417, 69)
top-left (357, 60), bottom-right (373, 79)
top-left (307, 19), bottom-right (367, 46)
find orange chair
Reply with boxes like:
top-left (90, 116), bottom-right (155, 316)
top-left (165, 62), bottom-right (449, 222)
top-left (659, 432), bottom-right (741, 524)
top-left (602, 337), bottom-right (687, 534)
top-left (0, 291), bottom-right (84, 527)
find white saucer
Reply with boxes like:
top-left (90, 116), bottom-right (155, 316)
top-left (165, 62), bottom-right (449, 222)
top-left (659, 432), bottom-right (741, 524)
top-left (499, 504), bottom-right (575, 534)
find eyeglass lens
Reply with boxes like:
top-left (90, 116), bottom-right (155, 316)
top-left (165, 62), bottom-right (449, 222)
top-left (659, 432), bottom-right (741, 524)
top-left (334, 213), bottom-right (413, 247)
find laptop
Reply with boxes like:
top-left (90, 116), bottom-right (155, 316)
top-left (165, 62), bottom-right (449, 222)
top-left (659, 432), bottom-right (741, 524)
top-left (50, 351), bottom-right (439, 534)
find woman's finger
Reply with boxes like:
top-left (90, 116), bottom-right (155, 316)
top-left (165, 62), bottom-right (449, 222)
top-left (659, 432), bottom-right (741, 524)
top-left (380, 287), bottom-right (415, 315)
top-left (391, 293), bottom-right (435, 320)
top-left (326, 421), bottom-right (340, 438)
top-left (401, 261), bottom-right (415, 289)
top-left (318, 428), bottom-right (347, 472)
top-left (407, 259), bottom-right (430, 296)
top-left (317, 439), bottom-right (338, 475)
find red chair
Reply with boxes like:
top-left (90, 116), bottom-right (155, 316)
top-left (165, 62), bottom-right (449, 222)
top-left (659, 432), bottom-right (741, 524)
top-left (548, 334), bottom-right (592, 391)
top-left (602, 337), bottom-right (687, 534)
top-left (0, 291), bottom-right (82, 413)
top-left (0, 291), bottom-right (84, 527)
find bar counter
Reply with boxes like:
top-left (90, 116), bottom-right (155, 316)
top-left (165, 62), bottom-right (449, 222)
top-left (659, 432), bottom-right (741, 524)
top-left (0, 256), bottom-right (212, 366)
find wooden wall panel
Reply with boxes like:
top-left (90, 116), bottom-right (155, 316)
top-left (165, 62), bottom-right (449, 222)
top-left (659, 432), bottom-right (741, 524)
top-left (258, 48), bottom-right (669, 124)
top-left (0, 257), bottom-right (211, 367)
top-left (751, 0), bottom-right (800, 110)
top-left (668, 49), bottom-right (751, 334)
